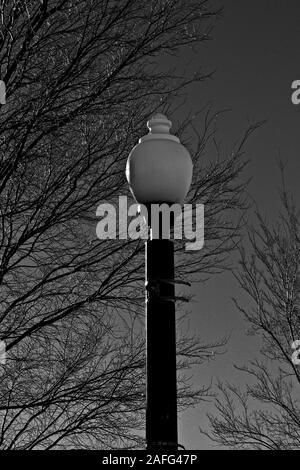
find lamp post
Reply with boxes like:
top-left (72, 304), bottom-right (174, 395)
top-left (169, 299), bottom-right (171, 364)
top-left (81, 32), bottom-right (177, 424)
top-left (126, 114), bottom-right (193, 451)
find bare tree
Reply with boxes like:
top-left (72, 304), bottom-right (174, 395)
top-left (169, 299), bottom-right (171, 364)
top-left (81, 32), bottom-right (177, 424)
top-left (203, 175), bottom-right (300, 449)
top-left (0, 0), bottom-right (256, 449)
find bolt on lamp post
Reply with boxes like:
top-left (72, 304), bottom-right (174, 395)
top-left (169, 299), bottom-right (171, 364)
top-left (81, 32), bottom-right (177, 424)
top-left (126, 114), bottom-right (193, 451)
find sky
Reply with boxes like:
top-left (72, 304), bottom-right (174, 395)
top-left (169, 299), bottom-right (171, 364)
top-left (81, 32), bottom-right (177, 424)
top-left (176, 0), bottom-right (300, 449)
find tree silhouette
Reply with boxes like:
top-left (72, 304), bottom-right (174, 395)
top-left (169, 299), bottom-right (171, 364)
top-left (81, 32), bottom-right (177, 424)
top-left (0, 0), bottom-right (255, 449)
top-left (202, 176), bottom-right (300, 449)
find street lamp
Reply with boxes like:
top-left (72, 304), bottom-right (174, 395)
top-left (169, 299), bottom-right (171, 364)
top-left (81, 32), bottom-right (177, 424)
top-left (126, 114), bottom-right (193, 451)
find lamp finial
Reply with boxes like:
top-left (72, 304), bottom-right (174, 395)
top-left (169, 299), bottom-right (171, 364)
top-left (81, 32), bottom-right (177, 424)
top-left (147, 114), bottom-right (172, 135)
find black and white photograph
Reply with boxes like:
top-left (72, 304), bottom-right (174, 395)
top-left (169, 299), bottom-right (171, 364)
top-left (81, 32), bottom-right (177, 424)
top-left (0, 0), bottom-right (299, 461)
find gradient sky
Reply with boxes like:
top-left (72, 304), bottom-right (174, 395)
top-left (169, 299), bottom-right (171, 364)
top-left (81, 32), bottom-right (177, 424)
top-left (177, 0), bottom-right (300, 449)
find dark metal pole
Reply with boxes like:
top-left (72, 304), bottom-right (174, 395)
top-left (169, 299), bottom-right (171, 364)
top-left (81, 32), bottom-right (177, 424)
top-left (145, 233), bottom-right (178, 451)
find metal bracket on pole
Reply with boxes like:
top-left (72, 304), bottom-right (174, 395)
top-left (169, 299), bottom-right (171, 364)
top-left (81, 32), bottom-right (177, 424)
top-left (150, 441), bottom-right (179, 450)
top-left (158, 278), bottom-right (191, 287)
top-left (145, 278), bottom-right (190, 303)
